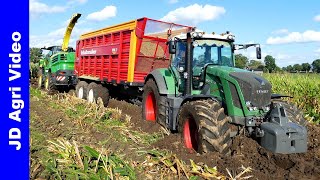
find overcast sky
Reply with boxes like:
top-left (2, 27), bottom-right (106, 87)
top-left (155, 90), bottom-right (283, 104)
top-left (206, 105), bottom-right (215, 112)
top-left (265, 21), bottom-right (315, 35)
top-left (30, 0), bottom-right (320, 67)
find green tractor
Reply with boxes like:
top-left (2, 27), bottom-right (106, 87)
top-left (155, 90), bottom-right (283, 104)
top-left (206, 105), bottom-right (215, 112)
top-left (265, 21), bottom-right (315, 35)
top-left (38, 13), bottom-right (81, 91)
top-left (142, 30), bottom-right (307, 154)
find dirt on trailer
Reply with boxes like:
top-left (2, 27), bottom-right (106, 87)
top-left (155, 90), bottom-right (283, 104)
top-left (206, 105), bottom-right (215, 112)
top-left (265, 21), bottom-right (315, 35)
top-left (107, 98), bottom-right (320, 180)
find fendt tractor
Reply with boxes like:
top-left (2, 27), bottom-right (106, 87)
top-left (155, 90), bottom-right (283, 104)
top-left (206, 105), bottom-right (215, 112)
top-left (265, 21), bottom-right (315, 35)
top-left (74, 17), bottom-right (308, 154)
top-left (38, 13), bottom-right (81, 91)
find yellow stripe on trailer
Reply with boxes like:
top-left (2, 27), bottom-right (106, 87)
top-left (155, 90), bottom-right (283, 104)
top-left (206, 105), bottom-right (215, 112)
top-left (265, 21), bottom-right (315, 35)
top-left (127, 20), bottom-right (138, 83)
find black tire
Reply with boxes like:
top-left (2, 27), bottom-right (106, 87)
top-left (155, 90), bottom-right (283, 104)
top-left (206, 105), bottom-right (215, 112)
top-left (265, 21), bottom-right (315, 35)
top-left (271, 99), bottom-right (307, 126)
top-left (178, 99), bottom-right (232, 154)
top-left (96, 84), bottom-right (110, 106)
top-left (86, 83), bottom-right (109, 106)
top-left (76, 81), bottom-right (88, 100)
top-left (142, 79), bottom-right (166, 125)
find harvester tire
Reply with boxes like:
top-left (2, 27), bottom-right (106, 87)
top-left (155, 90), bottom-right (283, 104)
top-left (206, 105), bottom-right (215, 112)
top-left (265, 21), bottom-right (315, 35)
top-left (142, 79), bottom-right (166, 125)
top-left (178, 99), bottom-right (232, 154)
top-left (37, 70), bottom-right (43, 89)
top-left (45, 73), bottom-right (55, 91)
top-left (272, 99), bottom-right (307, 126)
top-left (76, 81), bottom-right (88, 100)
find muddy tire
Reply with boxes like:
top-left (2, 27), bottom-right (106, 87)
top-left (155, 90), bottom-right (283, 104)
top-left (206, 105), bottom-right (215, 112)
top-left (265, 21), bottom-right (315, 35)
top-left (272, 99), bottom-right (307, 126)
top-left (142, 79), bottom-right (166, 124)
top-left (86, 83), bottom-right (109, 106)
top-left (76, 81), bottom-right (88, 100)
top-left (178, 99), bottom-right (232, 154)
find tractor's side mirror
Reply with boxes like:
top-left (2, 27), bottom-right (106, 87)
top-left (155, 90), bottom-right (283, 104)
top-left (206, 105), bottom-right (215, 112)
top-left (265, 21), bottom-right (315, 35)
top-left (168, 40), bottom-right (176, 54)
top-left (256, 46), bottom-right (261, 59)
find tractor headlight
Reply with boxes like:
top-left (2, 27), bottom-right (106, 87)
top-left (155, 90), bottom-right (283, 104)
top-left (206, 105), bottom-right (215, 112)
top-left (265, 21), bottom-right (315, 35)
top-left (246, 101), bottom-right (258, 111)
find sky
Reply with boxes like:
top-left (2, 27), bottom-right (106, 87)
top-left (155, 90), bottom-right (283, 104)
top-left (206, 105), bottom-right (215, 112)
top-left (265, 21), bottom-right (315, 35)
top-left (30, 0), bottom-right (320, 67)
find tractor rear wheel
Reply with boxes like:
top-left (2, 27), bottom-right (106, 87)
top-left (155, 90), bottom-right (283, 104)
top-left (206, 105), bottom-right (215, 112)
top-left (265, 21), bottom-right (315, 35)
top-left (271, 99), bottom-right (307, 126)
top-left (178, 99), bottom-right (232, 154)
top-left (76, 81), bottom-right (88, 100)
top-left (142, 79), bottom-right (166, 125)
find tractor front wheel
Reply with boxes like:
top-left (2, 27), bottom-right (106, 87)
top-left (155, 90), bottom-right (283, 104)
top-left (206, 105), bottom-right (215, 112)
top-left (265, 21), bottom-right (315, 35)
top-left (142, 79), bottom-right (166, 124)
top-left (178, 99), bottom-right (232, 154)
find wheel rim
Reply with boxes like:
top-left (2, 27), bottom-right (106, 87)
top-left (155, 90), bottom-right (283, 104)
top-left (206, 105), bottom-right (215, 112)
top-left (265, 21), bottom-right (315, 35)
top-left (183, 117), bottom-right (199, 151)
top-left (145, 92), bottom-right (156, 121)
top-left (45, 77), bottom-right (49, 90)
top-left (78, 87), bottom-right (83, 99)
top-left (88, 89), bottom-right (94, 103)
top-left (38, 75), bottom-right (42, 88)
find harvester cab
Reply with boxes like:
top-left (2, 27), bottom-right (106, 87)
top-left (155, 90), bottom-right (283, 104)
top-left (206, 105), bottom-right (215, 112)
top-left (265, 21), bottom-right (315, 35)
top-left (163, 29), bottom-right (308, 154)
top-left (37, 13), bottom-right (81, 91)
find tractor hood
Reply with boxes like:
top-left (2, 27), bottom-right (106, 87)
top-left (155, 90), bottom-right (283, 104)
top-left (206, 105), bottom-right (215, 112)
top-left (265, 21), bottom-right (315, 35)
top-left (206, 65), bottom-right (272, 108)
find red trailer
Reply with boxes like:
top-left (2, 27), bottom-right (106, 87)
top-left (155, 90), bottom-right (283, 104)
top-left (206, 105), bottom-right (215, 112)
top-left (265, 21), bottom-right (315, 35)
top-left (75, 17), bottom-right (191, 105)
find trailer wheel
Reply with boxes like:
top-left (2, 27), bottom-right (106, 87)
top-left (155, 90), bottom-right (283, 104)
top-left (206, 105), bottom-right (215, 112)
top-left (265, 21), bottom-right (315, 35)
top-left (87, 82), bottom-right (100, 103)
top-left (142, 79), bottom-right (166, 124)
top-left (271, 99), bottom-right (307, 126)
top-left (76, 81), bottom-right (88, 100)
top-left (178, 99), bottom-right (232, 154)
top-left (96, 84), bottom-right (110, 107)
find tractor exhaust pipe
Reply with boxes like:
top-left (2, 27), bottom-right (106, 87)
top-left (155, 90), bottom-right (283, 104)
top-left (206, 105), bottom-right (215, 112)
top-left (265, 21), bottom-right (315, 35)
top-left (184, 32), bottom-right (193, 95)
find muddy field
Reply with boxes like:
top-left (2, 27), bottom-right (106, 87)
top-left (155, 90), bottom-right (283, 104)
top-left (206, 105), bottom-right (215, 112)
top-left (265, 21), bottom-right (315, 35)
top-left (108, 99), bottom-right (320, 180)
top-left (30, 79), bottom-right (320, 179)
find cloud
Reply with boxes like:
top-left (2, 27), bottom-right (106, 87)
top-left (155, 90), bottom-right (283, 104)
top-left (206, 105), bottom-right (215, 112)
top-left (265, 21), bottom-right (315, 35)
top-left (30, 0), bottom-right (66, 16)
top-left (69, 0), bottom-right (88, 4)
top-left (161, 4), bottom-right (225, 25)
top-left (86, 6), bottom-right (117, 21)
top-left (266, 30), bottom-right (320, 44)
top-left (314, 14), bottom-right (320, 22)
top-left (30, 26), bottom-right (92, 48)
top-left (169, 0), bottom-right (178, 4)
top-left (272, 29), bottom-right (289, 35)
top-left (315, 48), bottom-right (320, 53)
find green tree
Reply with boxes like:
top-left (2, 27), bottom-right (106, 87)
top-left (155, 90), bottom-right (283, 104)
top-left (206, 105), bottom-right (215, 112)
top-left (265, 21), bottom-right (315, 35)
top-left (286, 65), bottom-right (293, 72)
top-left (30, 47), bottom-right (43, 64)
top-left (312, 59), bottom-right (320, 73)
top-left (293, 64), bottom-right (303, 72)
top-left (301, 63), bottom-right (311, 72)
top-left (235, 54), bottom-right (248, 69)
top-left (248, 60), bottom-right (263, 70)
top-left (264, 55), bottom-right (276, 73)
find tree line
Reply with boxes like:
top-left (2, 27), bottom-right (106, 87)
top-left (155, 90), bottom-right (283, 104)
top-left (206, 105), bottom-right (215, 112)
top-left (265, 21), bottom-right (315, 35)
top-left (235, 54), bottom-right (320, 73)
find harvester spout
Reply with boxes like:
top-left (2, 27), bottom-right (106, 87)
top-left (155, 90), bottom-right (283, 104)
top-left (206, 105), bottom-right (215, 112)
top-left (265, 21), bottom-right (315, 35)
top-left (62, 13), bottom-right (81, 52)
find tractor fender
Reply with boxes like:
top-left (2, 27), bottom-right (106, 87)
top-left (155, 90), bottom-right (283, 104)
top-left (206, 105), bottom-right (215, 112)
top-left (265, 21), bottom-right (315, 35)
top-left (145, 69), bottom-right (169, 95)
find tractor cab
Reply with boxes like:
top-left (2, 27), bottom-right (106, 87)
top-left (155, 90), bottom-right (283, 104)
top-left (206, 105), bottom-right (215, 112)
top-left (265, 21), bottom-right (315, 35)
top-left (41, 46), bottom-right (75, 58)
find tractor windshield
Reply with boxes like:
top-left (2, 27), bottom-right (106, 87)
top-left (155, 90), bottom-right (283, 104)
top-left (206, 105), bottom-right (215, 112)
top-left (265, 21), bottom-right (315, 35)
top-left (193, 39), bottom-right (233, 67)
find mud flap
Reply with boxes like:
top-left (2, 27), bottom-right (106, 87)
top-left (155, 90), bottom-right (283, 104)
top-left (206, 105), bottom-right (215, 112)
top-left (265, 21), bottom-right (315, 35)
top-left (260, 103), bottom-right (307, 154)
